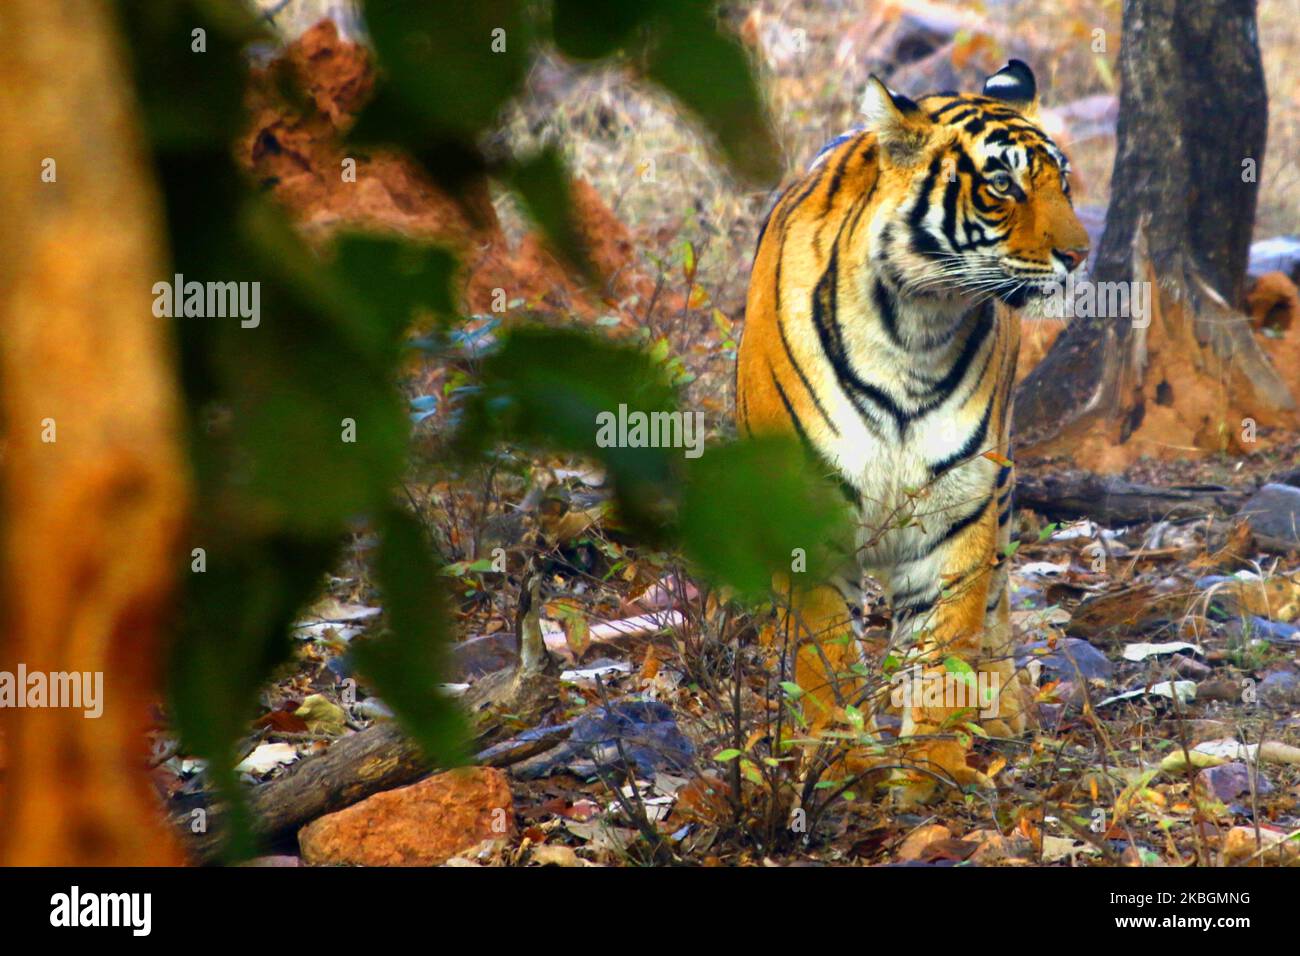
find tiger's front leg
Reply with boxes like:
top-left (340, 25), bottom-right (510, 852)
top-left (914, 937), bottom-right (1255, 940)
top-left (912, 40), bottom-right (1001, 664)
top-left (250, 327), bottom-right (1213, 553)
top-left (978, 462), bottom-right (1035, 739)
top-left (887, 499), bottom-right (1002, 804)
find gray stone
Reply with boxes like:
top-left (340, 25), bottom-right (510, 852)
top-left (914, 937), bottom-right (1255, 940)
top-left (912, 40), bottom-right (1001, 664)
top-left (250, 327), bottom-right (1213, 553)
top-left (450, 632), bottom-right (518, 680)
top-left (1258, 669), bottom-right (1300, 709)
top-left (1237, 484), bottom-right (1300, 550)
top-left (1016, 637), bottom-right (1113, 682)
top-left (1196, 761), bottom-right (1272, 801)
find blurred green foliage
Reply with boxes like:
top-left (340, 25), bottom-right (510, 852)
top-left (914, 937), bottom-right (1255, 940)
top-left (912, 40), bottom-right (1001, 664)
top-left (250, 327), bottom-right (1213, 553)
top-left (117, 0), bottom-right (822, 860)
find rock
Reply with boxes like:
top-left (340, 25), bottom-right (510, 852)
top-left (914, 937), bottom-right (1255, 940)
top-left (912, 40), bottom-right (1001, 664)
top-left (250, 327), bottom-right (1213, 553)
top-left (512, 698), bottom-right (695, 780)
top-left (1181, 719), bottom-right (1231, 744)
top-left (299, 767), bottom-right (513, 866)
top-left (451, 632), bottom-right (519, 680)
top-left (1170, 655), bottom-right (1213, 680)
top-left (1238, 617), bottom-right (1300, 642)
top-left (1196, 762), bottom-right (1272, 802)
top-left (1016, 637), bottom-right (1113, 682)
top-left (1236, 484), bottom-right (1300, 551)
top-left (1258, 669), bottom-right (1300, 709)
top-left (1196, 679), bottom-right (1244, 703)
top-left (897, 824), bottom-right (951, 862)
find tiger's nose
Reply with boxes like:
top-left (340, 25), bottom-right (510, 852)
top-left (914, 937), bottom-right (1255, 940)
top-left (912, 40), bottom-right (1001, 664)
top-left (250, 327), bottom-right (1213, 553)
top-left (1054, 247), bottom-right (1089, 272)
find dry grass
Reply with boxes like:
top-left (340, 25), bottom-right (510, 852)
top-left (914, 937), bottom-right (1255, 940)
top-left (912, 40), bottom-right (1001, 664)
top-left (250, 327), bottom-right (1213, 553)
top-left (505, 0), bottom-right (1298, 308)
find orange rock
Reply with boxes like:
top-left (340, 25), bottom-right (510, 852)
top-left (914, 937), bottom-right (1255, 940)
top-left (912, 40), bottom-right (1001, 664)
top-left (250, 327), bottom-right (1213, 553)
top-left (1248, 271), bottom-right (1298, 333)
top-left (299, 767), bottom-right (514, 866)
top-left (241, 21), bottom-right (654, 327)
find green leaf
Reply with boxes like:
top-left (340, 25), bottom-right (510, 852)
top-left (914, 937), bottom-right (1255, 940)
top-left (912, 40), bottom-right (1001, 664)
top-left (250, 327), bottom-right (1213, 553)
top-left (120, 1), bottom-right (263, 151)
top-left (780, 680), bottom-right (805, 698)
top-left (363, 0), bottom-right (530, 140)
top-left (351, 509), bottom-right (469, 766)
top-left (713, 748), bottom-right (743, 762)
top-left (843, 704), bottom-right (864, 731)
top-left (551, 0), bottom-right (650, 59)
top-left (503, 149), bottom-right (595, 281)
top-left (944, 656), bottom-right (975, 677)
top-left (170, 535), bottom-right (340, 860)
top-left (680, 437), bottom-right (854, 600)
top-left (458, 326), bottom-right (680, 536)
top-left (643, 8), bottom-right (781, 186)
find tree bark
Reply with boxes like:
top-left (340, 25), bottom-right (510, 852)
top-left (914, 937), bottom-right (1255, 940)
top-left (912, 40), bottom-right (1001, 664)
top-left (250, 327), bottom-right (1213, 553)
top-left (0, 2), bottom-right (190, 864)
top-left (1015, 0), bottom-right (1293, 465)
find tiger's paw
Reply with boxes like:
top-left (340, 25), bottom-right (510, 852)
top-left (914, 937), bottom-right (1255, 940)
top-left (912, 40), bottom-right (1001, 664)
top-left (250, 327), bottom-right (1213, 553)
top-left (889, 737), bottom-right (994, 808)
top-left (978, 662), bottom-right (1037, 737)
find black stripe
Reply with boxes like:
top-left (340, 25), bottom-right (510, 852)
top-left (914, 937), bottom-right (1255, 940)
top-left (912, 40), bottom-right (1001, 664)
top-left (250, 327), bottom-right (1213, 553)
top-left (809, 246), bottom-right (903, 436)
top-left (907, 157), bottom-right (944, 261)
top-left (753, 182), bottom-right (794, 255)
top-left (874, 279), bottom-right (904, 348)
top-left (813, 143), bottom-right (859, 255)
top-left (777, 162), bottom-right (827, 232)
top-left (892, 580), bottom-right (937, 608)
top-left (822, 138), bottom-right (858, 211)
top-left (844, 148), bottom-right (880, 242)
top-left (776, 313), bottom-right (840, 437)
top-left (910, 223), bottom-right (945, 261)
top-left (912, 301), bottom-right (995, 412)
top-left (769, 361), bottom-right (812, 452)
top-left (934, 497), bottom-right (993, 549)
top-left (928, 396), bottom-right (993, 478)
top-left (941, 107), bottom-right (978, 126)
top-left (928, 98), bottom-right (973, 121)
top-left (895, 596), bottom-right (936, 620)
top-left (941, 171), bottom-right (961, 249)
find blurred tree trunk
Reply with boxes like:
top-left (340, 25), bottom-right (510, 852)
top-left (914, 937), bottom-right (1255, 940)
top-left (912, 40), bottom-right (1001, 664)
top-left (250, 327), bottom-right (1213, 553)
top-left (1015, 0), bottom-right (1294, 469)
top-left (0, 1), bottom-right (189, 863)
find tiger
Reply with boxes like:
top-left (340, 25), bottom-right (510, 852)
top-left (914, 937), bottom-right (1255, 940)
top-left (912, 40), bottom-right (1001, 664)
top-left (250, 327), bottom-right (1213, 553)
top-left (736, 60), bottom-right (1089, 802)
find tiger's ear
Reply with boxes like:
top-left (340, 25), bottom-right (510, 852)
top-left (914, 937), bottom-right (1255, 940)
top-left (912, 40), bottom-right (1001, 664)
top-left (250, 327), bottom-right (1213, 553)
top-left (983, 59), bottom-right (1039, 118)
top-left (861, 75), bottom-right (931, 165)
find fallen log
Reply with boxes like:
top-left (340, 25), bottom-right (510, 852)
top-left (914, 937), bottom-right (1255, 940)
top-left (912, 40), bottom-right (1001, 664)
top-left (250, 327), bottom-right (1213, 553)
top-left (177, 575), bottom-right (560, 863)
top-left (1015, 471), bottom-right (1249, 525)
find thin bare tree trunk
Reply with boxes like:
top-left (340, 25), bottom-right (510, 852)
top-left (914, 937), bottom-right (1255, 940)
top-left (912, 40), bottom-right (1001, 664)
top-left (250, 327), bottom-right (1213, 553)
top-left (0, 0), bottom-right (190, 864)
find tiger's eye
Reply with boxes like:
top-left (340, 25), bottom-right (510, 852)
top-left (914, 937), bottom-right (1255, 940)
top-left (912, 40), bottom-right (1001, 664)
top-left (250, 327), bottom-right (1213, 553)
top-left (988, 170), bottom-right (1013, 193)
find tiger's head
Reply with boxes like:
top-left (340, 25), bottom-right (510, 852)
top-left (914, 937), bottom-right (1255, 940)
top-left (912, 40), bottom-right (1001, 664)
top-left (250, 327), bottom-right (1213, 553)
top-left (860, 60), bottom-right (1089, 314)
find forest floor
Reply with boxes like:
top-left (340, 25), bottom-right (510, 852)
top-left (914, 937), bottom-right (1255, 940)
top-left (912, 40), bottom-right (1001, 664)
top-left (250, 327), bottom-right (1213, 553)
top-left (202, 431), bottom-right (1300, 867)
top-left (153, 2), bottom-right (1300, 866)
